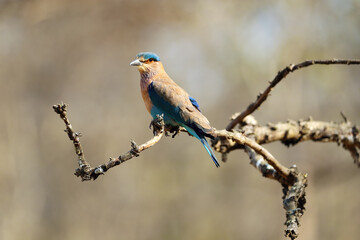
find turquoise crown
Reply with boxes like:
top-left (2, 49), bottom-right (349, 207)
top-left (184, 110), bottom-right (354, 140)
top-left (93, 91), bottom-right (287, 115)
top-left (136, 52), bottom-right (160, 61)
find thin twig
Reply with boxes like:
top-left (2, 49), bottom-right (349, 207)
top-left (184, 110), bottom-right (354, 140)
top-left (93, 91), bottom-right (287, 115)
top-left (53, 103), bottom-right (90, 172)
top-left (226, 59), bottom-right (360, 131)
top-left (53, 103), bottom-right (165, 181)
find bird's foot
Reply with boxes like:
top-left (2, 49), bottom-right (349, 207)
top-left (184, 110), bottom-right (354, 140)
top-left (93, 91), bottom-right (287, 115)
top-left (164, 125), bottom-right (187, 138)
top-left (170, 126), bottom-right (180, 138)
top-left (149, 114), bottom-right (165, 135)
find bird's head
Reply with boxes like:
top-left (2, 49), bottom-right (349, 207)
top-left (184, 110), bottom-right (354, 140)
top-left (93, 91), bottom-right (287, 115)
top-left (130, 52), bottom-right (163, 76)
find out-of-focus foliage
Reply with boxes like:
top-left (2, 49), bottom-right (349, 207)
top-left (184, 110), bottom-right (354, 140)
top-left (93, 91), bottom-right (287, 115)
top-left (0, 0), bottom-right (359, 239)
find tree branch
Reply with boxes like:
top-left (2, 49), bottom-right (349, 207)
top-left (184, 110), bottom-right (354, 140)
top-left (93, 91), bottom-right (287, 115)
top-left (283, 167), bottom-right (307, 240)
top-left (245, 145), bottom-right (308, 239)
top-left (244, 145), bottom-right (281, 181)
top-left (53, 58), bottom-right (360, 240)
top-left (213, 113), bottom-right (359, 239)
top-left (215, 129), bottom-right (292, 183)
top-left (53, 103), bottom-right (165, 181)
top-left (226, 59), bottom-right (360, 131)
top-left (213, 129), bottom-right (307, 238)
top-left (219, 115), bottom-right (360, 167)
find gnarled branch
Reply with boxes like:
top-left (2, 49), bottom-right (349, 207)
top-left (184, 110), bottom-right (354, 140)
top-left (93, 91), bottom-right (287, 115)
top-left (213, 128), bottom-right (307, 237)
top-left (220, 115), bottom-right (360, 167)
top-left (215, 129), bottom-right (291, 182)
top-left (283, 167), bottom-right (307, 240)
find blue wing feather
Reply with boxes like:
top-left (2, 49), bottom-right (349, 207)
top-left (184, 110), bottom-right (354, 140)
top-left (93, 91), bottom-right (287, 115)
top-left (189, 96), bottom-right (201, 112)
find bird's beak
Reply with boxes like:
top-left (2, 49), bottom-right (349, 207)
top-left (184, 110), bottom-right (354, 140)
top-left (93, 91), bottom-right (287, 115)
top-left (130, 59), bottom-right (142, 66)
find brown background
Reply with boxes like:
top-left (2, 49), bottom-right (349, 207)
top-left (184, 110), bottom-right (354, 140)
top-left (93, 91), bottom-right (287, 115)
top-left (0, 0), bottom-right (359, 239)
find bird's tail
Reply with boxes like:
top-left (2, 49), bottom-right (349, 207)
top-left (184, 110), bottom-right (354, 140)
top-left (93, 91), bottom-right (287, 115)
top-left (200, 138), bottom-right (220, 168)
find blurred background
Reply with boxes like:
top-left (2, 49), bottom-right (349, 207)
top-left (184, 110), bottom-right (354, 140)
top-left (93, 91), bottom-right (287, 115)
top-left (0, 0), bottom-right (359, 239)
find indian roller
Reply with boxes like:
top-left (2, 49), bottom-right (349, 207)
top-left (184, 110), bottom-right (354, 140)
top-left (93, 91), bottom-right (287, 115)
top-left (130, 52), bottom-right (220, 167)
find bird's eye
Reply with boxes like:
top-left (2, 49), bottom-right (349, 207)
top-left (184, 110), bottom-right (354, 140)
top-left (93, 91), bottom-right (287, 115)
top-left (143, 59), bottom-right (154, 63)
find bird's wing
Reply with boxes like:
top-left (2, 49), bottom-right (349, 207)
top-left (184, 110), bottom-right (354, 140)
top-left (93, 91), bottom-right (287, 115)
top-left (148, 79), bottom-right (215, 138)
top-left (189, 96), bottom-right (201, 112)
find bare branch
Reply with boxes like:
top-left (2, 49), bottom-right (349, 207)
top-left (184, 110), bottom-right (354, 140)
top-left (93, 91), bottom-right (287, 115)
top-left (221, 115), bottom-right (360, 167)
top-left (53, 103), bottom-right (90, 174)
top-left (53, 58), bottom-right (360, 239)
top-left (214, 128), bottom-right (308, 238)
top-left (244, 145), bottom-right (283, 182)
top-left (53, 103), bottom-right (165, 181)
top-left (215, 129), bottom-right (291, 181)
top-left (226, 59), bottom-right (360, 131)
top-left (283, 167), bottom-right (307, 240)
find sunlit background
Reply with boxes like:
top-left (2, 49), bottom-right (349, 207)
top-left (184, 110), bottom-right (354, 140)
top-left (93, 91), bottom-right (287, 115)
top-left (1, 0), bottom-right (359, 239)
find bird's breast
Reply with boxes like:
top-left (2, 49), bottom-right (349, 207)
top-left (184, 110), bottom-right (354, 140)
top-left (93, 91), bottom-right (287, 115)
top-left (140, 77), bottom-right (153, 114)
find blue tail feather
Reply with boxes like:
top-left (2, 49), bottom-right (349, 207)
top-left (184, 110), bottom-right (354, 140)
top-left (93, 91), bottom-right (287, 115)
top-left (182, 125), bottom-right (220, 168)
top-left (200, 138), bottom-right (220, 168)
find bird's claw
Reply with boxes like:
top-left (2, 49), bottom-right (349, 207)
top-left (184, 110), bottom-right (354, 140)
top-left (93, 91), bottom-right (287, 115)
top-left (171, 126), bottom-right (180, 138)
top-left (150, 114), bottom-right (165, 135)
top-left (163, 125), bottom-right (180, 138)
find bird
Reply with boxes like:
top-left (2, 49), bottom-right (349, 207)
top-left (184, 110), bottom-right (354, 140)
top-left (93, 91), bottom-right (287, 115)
top-left (130, 52), bottom-right (220, 167)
